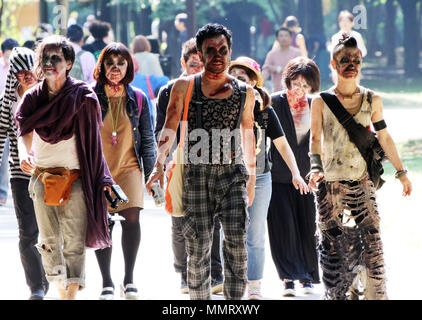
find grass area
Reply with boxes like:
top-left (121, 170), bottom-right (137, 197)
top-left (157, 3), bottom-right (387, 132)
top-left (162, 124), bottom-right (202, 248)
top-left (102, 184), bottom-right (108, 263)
top-left (383, 139), bottom-right (422, 176)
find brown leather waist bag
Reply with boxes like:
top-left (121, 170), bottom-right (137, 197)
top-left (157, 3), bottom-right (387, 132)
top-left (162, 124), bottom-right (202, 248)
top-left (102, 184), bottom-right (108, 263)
top-left (34, 167), bottom-right (80, 206)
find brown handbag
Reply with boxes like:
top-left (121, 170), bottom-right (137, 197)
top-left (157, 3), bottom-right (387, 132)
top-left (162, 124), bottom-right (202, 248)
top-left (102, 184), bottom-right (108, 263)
top-left (35, 167), bottom-right (80, 206)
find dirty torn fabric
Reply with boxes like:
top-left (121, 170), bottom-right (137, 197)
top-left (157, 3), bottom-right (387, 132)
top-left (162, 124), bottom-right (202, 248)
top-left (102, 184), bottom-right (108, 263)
top-left (315, 176), bottom-right (387, 300)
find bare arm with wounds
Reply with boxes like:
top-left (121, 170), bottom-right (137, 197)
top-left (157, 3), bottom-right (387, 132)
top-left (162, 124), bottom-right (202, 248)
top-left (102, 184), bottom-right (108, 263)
top-left (145, 77), bottom-right (188, 194)
top-left (371, 93), bottom-right (412, 196)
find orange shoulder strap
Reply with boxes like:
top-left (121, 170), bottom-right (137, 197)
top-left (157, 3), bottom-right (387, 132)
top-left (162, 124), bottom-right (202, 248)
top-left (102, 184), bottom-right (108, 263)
top-left (179, 77), bottom-right (194, 148)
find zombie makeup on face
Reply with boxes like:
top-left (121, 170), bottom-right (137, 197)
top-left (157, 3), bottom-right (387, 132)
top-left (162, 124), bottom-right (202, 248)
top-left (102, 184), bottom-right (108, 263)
top-left (41, 50), bottom-right (65, 75)
top-left (104, 54), bottom-right (128, 85)
top-left (335, 49), bottom-right (362, 79)
top-left (201, 36), bottom-right (230, 74)
top-left (186, 54), bottom-right (203, 75)
top-left (289, 76), bottom-right (311, 99)
top-left (230, 68), bottom-right (251, 85)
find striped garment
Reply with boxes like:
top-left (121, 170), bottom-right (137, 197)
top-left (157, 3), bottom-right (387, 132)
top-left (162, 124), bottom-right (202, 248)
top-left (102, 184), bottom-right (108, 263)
top-left (0, 47), bottom-right (35, 180)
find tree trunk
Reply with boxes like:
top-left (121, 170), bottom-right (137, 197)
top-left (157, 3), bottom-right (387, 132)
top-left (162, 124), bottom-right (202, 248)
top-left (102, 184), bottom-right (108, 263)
top-left (305, 0), bottom-right (324, 37)
top-left (186, 0), bottom-right (197, 39)
top-left (398, 0), bottom-right (421, 77)
top-left (134, 7), bottom-right (152, 36)
top-left (385, 0), bottom-right (397, 66)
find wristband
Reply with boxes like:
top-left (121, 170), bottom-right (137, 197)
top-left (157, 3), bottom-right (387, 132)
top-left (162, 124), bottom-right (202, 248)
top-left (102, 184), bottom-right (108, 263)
top-left (394, 169), bottom-right (407, 179)
top-left (309, 153), bottom-right (324, 173)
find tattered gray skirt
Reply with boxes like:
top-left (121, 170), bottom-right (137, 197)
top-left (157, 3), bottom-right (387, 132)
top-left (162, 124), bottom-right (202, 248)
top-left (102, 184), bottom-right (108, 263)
top-left (315, 176), bottom-right (387, 300)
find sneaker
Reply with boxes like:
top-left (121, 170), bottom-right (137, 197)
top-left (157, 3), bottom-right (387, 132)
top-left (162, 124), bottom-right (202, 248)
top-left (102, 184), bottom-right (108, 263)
top-left (282, 280), bottom-right (296, 297)
top-left (301, 280), bottom-right (314, 294)
top-left (211, 277), bottom-right (223, 294)
top-left (247, 281), bottom-right (262, 300)
top-left (120, 283), bottom-right (138, 300)
top-left (180, 273), bottom-right (188, 294)
top-left (99, 287), bottom-right (114, 300)
top-left (29, 288), bottom-right (44, 300)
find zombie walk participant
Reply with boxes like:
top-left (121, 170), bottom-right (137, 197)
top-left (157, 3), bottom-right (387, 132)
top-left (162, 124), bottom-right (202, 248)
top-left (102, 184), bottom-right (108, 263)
top-left (146, 23), bottom-right (256, 300)
top-left (92, 43), bottom-right (155, 300)
top-left (155, 38), bottom-right (224, 295)
top-left (267, 57), bottom-right (321, 297)
top-left (16, 35), bottom-right (114, 300)
top-left (229, 56), bottom-right (309, 300)
top-left (309, 35), bottom-right (412, 300)
top-left (0, 47), bottom-right (49, 300)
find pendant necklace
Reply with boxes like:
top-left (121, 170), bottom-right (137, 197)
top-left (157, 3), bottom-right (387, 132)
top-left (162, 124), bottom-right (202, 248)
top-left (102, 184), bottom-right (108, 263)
top-left (107, 94), bottom-right (124, 146)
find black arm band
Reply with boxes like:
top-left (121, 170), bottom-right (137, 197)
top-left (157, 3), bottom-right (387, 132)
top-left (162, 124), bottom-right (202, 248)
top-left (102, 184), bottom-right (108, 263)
top-left (373, 120), bottom-right (387, 131)
top-left (309, 154), bottom-right (324, 173)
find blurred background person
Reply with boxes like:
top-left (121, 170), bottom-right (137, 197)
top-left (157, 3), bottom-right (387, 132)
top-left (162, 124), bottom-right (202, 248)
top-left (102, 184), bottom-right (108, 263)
top-left (331, 10), bottom-right (367, 58)
top-left (283, 16), bottom-right (308, 57)
top-left (262, 28), bottom-right (301, 93)
top-left (83, 20), bottom-right (113, 60)
top-left (67, 24), bottom-right (96, 83)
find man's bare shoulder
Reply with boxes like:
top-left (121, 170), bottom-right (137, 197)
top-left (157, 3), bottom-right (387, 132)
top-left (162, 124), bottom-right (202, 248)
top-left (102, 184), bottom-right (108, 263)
top-left (172, 75), bottom-right (196, 93)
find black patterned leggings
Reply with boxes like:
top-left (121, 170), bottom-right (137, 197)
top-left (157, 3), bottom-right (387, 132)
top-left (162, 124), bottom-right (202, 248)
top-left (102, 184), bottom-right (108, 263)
top-left (315, 177), bottom-right (387, 300)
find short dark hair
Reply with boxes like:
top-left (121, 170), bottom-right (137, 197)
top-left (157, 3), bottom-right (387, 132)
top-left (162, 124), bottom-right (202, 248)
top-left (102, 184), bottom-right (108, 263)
top-left (195, 23), bottom-right (232, 52)
top-left (332, 34), bottom-right (359, 59)
top-left (181, 38), bottom-right (198, 63)
top-left (22, 40), bottom-right (36, 50)
top-left (1, 38), bottom-right (19, 53)
top-left (282, 57), bottom-right (321, 94)
top-left (67, 24), bottom-right (84, 43)
top-left (89, 20), bottom-right (111, 40)
top-left (276, 27), bottom-right (292, 38)
top-left (94, 42), bottom-right (134, 85)
top-left (34, 35), bottom-right (75, 78)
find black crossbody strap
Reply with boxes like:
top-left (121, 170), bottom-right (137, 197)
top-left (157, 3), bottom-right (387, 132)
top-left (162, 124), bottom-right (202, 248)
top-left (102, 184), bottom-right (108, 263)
top-left (320, 92), bottom-right (355, 130)
top-left (192, 73), bottom-right (203, 128)
top-left (236, 83), bottom-right (247, 129)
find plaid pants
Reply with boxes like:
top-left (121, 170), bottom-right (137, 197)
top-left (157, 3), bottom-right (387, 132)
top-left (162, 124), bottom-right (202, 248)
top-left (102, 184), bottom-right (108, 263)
top-left (182, 164), bottom-right (249, 300)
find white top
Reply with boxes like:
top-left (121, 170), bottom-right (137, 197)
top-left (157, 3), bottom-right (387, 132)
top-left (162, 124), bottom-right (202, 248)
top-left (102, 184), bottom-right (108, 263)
top-left (322, 87), bottom-right (372, 181)
top-left (134, 52), bottom-right (164, 76)
top-left (33, 132), bottom-right (80, 170)
top-left (331, 30), bottom-right (367, 58)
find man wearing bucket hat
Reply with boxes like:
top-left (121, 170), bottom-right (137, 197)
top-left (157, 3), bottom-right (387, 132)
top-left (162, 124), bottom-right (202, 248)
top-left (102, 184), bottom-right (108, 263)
top-left (229, 56), bottom-right (308, 299)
